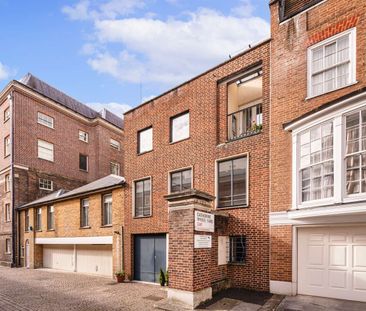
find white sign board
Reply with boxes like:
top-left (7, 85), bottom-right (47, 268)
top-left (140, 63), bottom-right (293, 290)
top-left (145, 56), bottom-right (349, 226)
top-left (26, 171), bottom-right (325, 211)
top-left (195, 211), bottom-right (214, 232)
top-left (194, 235), bottom-right (212, 249)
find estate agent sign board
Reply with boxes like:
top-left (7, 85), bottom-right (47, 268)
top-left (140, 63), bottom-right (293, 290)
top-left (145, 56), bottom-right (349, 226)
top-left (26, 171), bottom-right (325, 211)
top-left (194, 235), bottom-right (212, 248)
top-left (195, 211), bottom-right (214, 232)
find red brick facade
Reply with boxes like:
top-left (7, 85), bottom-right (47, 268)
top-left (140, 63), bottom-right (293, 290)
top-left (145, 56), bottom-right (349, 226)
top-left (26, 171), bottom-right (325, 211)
top-left (0, 82), bottom-right (123, 266)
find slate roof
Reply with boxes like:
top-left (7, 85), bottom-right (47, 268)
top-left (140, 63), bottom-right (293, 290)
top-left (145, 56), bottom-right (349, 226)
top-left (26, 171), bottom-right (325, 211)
top-left (19, 73), bottom-right (123, 129)
top-left (272, 0), bottom-right (324, 22)
top-left (19, 175), bottom-right (125, 209)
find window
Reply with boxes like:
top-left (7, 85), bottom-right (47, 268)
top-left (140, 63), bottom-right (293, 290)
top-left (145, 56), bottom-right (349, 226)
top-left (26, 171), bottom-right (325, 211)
top-left (170, 111), bottom-right (190, 143)
top-left (138, 127), bottom-right (153, 154)
top-left (299, 122), bottom-right (334, 202)
top-left (345, 110), bottom-right (366, 195)
top-left (79, 130), bottom-right (89, 143)
top-left (308, 29), bottom-right (356, 98)
top-left (5, 239), bottom-right (11, 254)
top-left (227, 68), bottom-right (263, 140)
top-left (79, 154), bottom-right (88, 171)
top-left (39, 178), bottom-right (53, 191)
top-left (37, 112), bottom-right (54, 128)
top-left (102, 194), bottom-right (112, 226)
top-left (5, 203), bottom-right (10, 222)
top-left (38, 140), bottom-right (54, 162)
top-left (25, 209), bottom-right (30, 232)
top-left (229, 236), bottom-right (246, 263)
top-left (81, 198), bottom-right (89, 227)
top-left (110, 162), bottom-right (120, 175)
top-left (110, 138), bottom-right (120, 150)
top-left (4, 107), bottom-right (10, 122)
top-left (170, 168), bottom-right (192, 193)
top-left (134, 178), bottom-right (151, 217)
top-left (5, 174), bottom-right (10, 192)
top-left (47, 205), bottom-right (55, 230)
top-left (217, 156), bottom-right (247, 208)
top-left (35, 208), bottom-right (42, 231)
top-left (4, 135), bottom-right (10, 157)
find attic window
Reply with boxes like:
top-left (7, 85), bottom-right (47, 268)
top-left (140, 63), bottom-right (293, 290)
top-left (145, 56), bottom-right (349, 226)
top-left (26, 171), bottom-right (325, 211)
top-left (279, 0), bottom-right (324, 22)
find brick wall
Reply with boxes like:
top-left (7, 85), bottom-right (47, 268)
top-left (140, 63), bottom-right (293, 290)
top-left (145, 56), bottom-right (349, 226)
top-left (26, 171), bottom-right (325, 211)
top-left (123, 41), bottom-right (271, 291)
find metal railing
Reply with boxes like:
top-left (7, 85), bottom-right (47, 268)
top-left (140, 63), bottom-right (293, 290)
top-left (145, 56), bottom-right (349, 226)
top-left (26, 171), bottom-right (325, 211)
top-left (228, 104), bottom-right (262, 141)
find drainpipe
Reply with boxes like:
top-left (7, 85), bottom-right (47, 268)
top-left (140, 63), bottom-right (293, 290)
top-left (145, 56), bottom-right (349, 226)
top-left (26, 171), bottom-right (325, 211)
top-left (120, 226), bottom-right (124, 272)
top-left (8, 91), bottom-right (16, 267)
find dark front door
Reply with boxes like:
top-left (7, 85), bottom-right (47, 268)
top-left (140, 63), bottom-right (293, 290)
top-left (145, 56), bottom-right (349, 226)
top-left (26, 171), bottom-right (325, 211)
top-left (134, 234), bottom-right (166, 283)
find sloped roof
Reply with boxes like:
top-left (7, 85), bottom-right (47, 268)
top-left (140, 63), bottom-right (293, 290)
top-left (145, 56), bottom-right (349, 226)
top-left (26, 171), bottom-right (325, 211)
top-left (272, 0), bottom-right (324, 22)
top-left (19, 175), bottom-right (125, 209)
top-left (19, 73), bottom-right (123, 129)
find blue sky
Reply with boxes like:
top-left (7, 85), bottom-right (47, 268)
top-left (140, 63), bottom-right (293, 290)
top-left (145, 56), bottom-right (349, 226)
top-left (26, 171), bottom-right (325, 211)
top-left (0, 0), bottom-right (270, 116)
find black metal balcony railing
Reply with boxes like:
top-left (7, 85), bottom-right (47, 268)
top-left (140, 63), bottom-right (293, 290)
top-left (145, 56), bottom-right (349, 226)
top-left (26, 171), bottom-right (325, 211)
top-left (228, 104), bottom-right (262, 141)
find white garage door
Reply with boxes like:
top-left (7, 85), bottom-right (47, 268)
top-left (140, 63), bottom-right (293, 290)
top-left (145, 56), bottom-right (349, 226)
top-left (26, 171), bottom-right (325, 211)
top-left (43, 245), bottom-right (74, 272)
top-left (298, 226), bottom-right (366, 302)
top-left (76, 245), bottom-right (113, 277)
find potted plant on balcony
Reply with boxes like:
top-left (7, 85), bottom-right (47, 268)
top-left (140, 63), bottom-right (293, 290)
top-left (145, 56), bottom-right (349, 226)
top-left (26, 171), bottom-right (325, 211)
top-left (115, 270), bottom-right (125, 283)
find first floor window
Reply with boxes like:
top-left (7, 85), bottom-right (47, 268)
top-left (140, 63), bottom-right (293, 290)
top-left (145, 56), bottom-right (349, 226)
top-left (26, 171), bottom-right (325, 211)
top-left (299, 122), bottom-right (334, 202)
top-left (170, 111), bottom-right (190, 143)
top-left (79, 154), bottom-right (88, 171)
top-left (217, 156), bottom-right (247, 208)
top-left (170, 168), bottom-right (192, 193)
top-left (25, 209), bottom-right (30, 232)
top-left (4, 107), bottom-right (10, 122)
top-left (102, 194), bottom-right (112, 226)
top-left (5, 174), bottom-right (10, 192)
top-left (81, 198), bottom-right (89, 227)
top-left (36, 207), bottom-right (42, 231)
top-left (38, 140), bottom-right (54, 162)
top-left (47, 205), bottom-right (54, 230)
top-left (134, 178), bottom-right (151, 217)
top-left (110, 138), bottom-right (120, 150)
top-left (39, 178), bottom-right (53, 191)
top-left (229, 236), bottom-right (246, 263)
top-left (5, 239), bottom-right (11, 254)
top-left (79, 130), bottom-right (89, 143)
top-left (4, 203), bottom-right (10, 222)
top-left (37, 112), bottom-right (54, 128)
top-left (110, 162), bottom-right (120, 175)
top-left (4, 135), bottom-right (10, 157)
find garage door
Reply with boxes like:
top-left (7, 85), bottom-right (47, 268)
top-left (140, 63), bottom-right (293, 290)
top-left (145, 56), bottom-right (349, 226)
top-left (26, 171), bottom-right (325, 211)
top-left (298, 226), bottom-right (366, 302)
top-left (76, 245), bottom-right (112, 277)
top-left (43, 245), bottom-right (74, 271)
top-left (134, 235), bottom-right (166, 283)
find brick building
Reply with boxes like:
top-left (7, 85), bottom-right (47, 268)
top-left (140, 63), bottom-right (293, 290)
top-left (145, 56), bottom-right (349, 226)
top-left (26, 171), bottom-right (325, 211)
top-left (0, 74), bottom-right (123, 267)
top-left (18, 175), bottom-right (124, 277)
top-left (269, 0), bottom-right (366, 302)
top-left (122, 40), bottom-right (270, 306)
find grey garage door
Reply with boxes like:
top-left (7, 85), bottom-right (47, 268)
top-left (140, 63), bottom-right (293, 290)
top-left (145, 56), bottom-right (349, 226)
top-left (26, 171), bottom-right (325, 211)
top-left (134, 234), bottom-right (166, 283)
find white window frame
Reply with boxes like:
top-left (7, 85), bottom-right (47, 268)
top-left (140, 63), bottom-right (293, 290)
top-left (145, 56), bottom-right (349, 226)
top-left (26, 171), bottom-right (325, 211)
top-left (168, 166), bottom-right (193, 194)
top-left (102, 194), bottom-right (112, 226)
top-left (133, 177), bottom-right (152, 218)
top-left (5, 174), bottom-right (10, 193)
top-left (307, 28), bottom-right (357, 99)
top-left (292, 99), bottom-right (366, 209)
top-left (170, 111), bottom-right (190, 143)
top-left (38, 139), bottom-right (54, 162)
top-left (39, 178), bottom-right (53, 191)
top-left (110, 162), bottom-right (120, 175)
top-left (47, 205), bottom-right (55, 230)
top-left (36, 207), bottom-right (42, 231)
top-left (37, 112), bottom-right (54, 129)
top-left (5, 203), bottom-right (10, 222)
top-left (81, 198), bottom-right (89, 228)
top-left (110, 138), bottom-right (120, 150)
top-left (4, 135), bottom-right (10, 157)
top-left (138, 127), bottom-right (153, 154)
top-left (79, 130), bottom-right (89, 143)
top-left (4, 107), bottom-right (10, 122)
top-left (79, 154), bottom-right (89, 172)
top-left (5, 238), bottom-right (11, 254)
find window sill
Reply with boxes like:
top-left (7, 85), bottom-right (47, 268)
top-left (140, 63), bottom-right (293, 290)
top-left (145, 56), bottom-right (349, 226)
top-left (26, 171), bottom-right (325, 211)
top-left (47, 229), bottom-right (55, 232)
top-left (137, 150), bottom-right (153, 156)
top-left (169, 137), bottom-right (190, 145)
top-left (80, 226), bottom-right (91, 229)
top-left (35, 230), bottom-right (42, 232)
top-left (305, 81), bottom-right (358, 101)
top-left (79, 169), bottom-right (89, 173)
top-left (216, 205), bottom-right (248, 210)
top-left (38, 157), bottom-right (54, 163)
top-left (228, 262), bottom-right (246, 266)
top-left (101, 225), bottom-right (112, 228)
top-left (133, 215), bottom-right (152, 219)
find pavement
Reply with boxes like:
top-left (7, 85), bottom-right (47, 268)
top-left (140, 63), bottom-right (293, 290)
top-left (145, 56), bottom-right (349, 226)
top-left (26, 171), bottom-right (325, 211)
top-left (277, 295), bottom-right (366, 311)
top-left (0, 266), bottom-right (167, 311)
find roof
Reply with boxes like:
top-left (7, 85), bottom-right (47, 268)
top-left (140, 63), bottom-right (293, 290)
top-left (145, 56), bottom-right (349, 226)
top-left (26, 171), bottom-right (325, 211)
top-left (19, 175), bottom-right (125, 209)
top-left (271, 0), bottom-right (325, 22)
top-left (283, 87), bottom-right (366, 130)
top-left (19, 73), bottom-right (123, 129)
top-left (124, 38), bottom-right (271, 115)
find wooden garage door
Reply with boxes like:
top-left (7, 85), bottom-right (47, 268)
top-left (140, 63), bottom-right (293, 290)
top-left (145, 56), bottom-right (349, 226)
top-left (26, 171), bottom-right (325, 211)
top-left (76, 245), bottom-right (113, 277)
top-left (43, 245), bottom-right (74, 271)
top-left (298, 226), bottom-right (366, 302)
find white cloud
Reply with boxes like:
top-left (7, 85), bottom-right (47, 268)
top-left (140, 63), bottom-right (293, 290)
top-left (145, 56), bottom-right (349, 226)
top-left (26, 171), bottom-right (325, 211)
top-left (64, 1), bottom-right (270, 86)
top-left (87, 101), bottom-right (133, 117)
top-left (62, 0), bottom-right (145, 21)
top-left (0, 62), bottom-right (14, 81)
